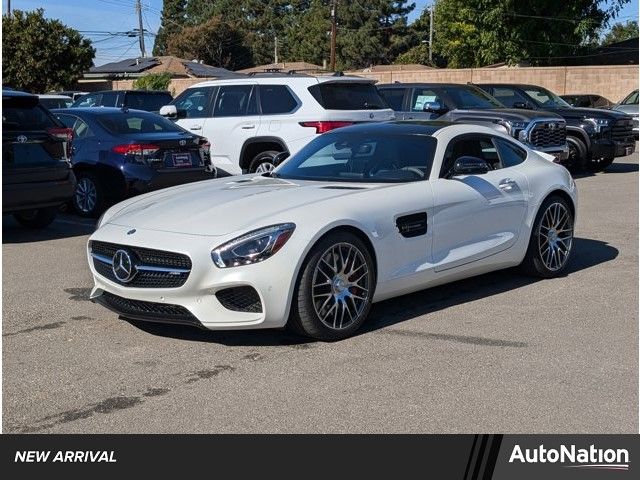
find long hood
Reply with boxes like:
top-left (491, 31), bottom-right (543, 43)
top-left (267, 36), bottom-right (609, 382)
top-left (106, 175), bottom-right (380, 236)
top-left (546, 106), bottom-right (630, 120)
top-left (446, 108), bottom-right (563, 122)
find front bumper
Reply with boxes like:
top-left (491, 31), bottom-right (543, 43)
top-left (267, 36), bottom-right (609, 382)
top-left (88, 224), bottom-right (300, 330)
top-left (591, 138), bottom-right (636, 160)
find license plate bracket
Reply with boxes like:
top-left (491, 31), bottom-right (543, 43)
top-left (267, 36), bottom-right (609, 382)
top-left (172, 152), bottom-right (192, 167)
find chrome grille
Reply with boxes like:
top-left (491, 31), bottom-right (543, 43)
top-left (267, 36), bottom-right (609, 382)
top-left (530, 121), bottom-right (566, 148)
top-left (612, 118), bottom-right (634, 141)
top-left (90, 241), bottom-right (191, 288)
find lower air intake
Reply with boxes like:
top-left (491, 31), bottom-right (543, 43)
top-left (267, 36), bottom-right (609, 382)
top-left (216, 286), bottom-right (263, 313)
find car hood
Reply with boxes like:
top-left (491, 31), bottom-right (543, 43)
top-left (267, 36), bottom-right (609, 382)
top-left (612, 104), bottom-right (639, 116)
top-left (543, 106), bottom-right (630, 120)
top-left (105, 175), bottom-right (383, 236)
top-left (446, 108), bottom-right (563, 122)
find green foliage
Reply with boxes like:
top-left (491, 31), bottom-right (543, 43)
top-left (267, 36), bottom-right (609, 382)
top-left (132, 72), bottom-right (172, 90)
top-left (601, 20), bottom-right (638, 45)
top-left (2, 9), bottom-right (95, 92)
top-left (429, 0), bottom-right (631, 67)
top-left (153, 0), bottom-right (186, 56)
top-left (395, 43), bottom-right (432, 65)
top-left (165, 16), bottom-right (253, 70)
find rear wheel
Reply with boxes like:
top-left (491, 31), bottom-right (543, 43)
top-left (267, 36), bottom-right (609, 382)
top-left (521, 195), bottom-right (574, 278)
top-left (14, 207), bottom-right (58, 228)
top-left (249, 150), bottom-right (279, 173)
top-left (73, 172), bottom-right (105, 217)
top-left (289, 232), bottom-right (375, 341)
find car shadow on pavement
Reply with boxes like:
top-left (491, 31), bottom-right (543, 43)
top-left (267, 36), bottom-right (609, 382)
top-left (125, 237), bottom-right (618, 346)
top-left (603, 162), bottom-right (639, 174)
top-left (2, 214), bottom-right (95, 244)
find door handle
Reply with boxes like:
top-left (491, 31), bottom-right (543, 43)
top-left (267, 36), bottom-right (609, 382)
top-left (498, 178), bottom-right (518, 191)
top-left (189, 126), bottom-right (202, 131)
top-left (241, 125), bottom-right (256, 130)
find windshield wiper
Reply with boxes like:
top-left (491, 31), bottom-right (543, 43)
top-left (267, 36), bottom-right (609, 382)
top-left (363, 102), bottom-right (383, 110)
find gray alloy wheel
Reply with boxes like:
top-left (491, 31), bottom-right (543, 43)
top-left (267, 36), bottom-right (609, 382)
top-left (73, 173), bottom-right (105, 217)
top-left (311, 242), bottom-right (371, 331)
top-left (249, 150), bottom-right (279, 173)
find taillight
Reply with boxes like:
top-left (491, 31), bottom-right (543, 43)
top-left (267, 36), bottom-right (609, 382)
top-left (299, 121), bottom-right (354, 134)
top-left (112, 144), bottom-right (160, 156)
top-left (47, 127), bottom-right (74, 158)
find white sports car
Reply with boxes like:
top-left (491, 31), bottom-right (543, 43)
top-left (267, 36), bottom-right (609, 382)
top-left (88, 121), bottom-right (577, 341)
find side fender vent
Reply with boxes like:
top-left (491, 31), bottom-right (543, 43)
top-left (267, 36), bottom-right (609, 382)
top-left (396, 212), bottom-right (428, 238)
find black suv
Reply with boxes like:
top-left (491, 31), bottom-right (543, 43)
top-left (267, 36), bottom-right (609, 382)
top-left (71, 90), bottom-right (173, 113)
top-left (378, 83), bottom-right (569, 162)
top-left (3, 90), bottom-right (75, 228)
top-left (477, 84), bottom-right (635, 171)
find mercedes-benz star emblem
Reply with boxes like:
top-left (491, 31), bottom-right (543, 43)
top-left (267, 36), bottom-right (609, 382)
top-left (112, 249), bottom-right (136, 283)
top-left (17, 135), bottom-right (27, 143)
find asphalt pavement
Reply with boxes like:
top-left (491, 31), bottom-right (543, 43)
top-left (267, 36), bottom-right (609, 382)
top-left (2, 152), bottom-right (638, 433)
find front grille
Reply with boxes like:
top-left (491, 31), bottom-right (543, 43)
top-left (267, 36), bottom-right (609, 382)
top-left (612, 118), bottom-right (634, 141)
top-left (530, 122), bottom-right (566, 148)
top-left (95, 292), bottom-right (200, 326)
top-left (216, 287), bottom-right (263, 313)
top-left (90, 241), bottom-right (191, 288)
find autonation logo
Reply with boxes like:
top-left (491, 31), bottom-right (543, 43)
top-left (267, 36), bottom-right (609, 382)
top-left (509, 444), bottom-right (630, 471)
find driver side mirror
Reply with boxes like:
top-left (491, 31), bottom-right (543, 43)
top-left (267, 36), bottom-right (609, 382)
top-left (513, 101), bottom-right (531, 110)
top-left (159, 105), bottom-right (187, 119)
top-left (273, 151), bottom-right (290, 167)
top-left (423, 101), bottom-right (448, 115)
top-left (452, 156), bottom-right (489, 176)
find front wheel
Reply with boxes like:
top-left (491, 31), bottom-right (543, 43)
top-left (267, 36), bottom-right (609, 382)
top-left (289, 232), bottom-right (375, 341)
top-left (14, 207), bottom-right (58, 228)
top-left (521, 196), bottom-right (574, 278)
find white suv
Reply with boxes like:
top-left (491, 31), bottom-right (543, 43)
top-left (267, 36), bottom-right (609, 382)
top-left (159, 73), bottom-right (395, 174)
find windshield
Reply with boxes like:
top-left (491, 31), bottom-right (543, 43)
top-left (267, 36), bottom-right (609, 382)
top-left (523, 87), bottom-right (571, 108)
top-left (273, 132), bottom-right (436, 183)
top-left (97, 112), bottom-right (185, 134)
top-left (622, 90), bottom-right (639, 105)
top-left (442, 86), bottom-right (504, 109)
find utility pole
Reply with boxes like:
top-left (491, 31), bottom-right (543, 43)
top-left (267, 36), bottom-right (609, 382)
top-left (135, 0), bottom-right (146, 58)
top-left (330, 0), bottom-right (337, 71)
top-left (274, 36), bottom-right (279, 64)
top-left (429, 1), bottom-right (434, 63)
top-left (6, 0), bottom-right (10, 17)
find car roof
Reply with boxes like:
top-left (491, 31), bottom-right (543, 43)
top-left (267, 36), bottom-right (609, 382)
top-left (2, 89), bottom-right (36, 98)
top-left (84, 90), bottom-right (171, 94)
top-left (377, 82), bottom-right (475, 88)
top-left (51, 107), bottom-right (153, 116)
top-left (475, 83), bottom-right (542, 89)
top-left (187, 74), bottom-right (375, 89)
top-left (326, 120), bottom-right (453, 136)
top-left (38, 94), bottom-right (72, 99)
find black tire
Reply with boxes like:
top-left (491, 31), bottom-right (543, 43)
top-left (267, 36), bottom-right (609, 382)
top-left (73, 171), bottom-right (105, 218)
top-left (289, 231), bottom-right (375, 341)
top-left (521, 195), bottom-right (574, 278)
top-left (566, 136), bottom-right (588, 172)
top-left (249, 150), bottom-right (280, 173)
top-left (14, 207), bottom-right (58, 228)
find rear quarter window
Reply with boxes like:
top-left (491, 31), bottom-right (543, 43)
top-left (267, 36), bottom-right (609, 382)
top-left (308, 82), bottom-right (389, 110)
top-left (259, 85), bottom-right (298, 114)
top-left (378, 88), bottom-right (406, 111)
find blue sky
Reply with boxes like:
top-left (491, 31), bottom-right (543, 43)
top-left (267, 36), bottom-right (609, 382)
top-left (4, 0), bottom-right (638, 66)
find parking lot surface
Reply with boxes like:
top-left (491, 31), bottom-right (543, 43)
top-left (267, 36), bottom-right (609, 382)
top-left (3, 152), bottom-right (638, 433)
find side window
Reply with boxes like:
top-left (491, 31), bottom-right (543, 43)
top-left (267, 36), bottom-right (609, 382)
top-left (411, 88), bottom-right (441, 112)
top-left (378, 88), bottom-right (406, 111)
top-left (214, 85), bottom-right (253, 117)
top-left (74, 93), bottom-right (101, 107)
top-left (491, 88), bottom-right (528, 108)
top-left (259, 85), bottom-right (297, 114)
top-left (172, 87), bottom-right (216, 118)
top-left (440, 135), bottom-right (498, 177)
top-left (494, 137), bottom-right (527, 168)
top-left (99, 91), bottom-right (118, 107)
top-left (56, 114), bottom-right (94, 138)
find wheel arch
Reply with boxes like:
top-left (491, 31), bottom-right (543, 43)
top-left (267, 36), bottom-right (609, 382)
top-left (72, 161), bottom-right (127, 199)
top-left (565, 126), bottom-right (591, 150)
top-left (239, 136), bottom-right (288, 171)
top-left (545, 188), bottom-right (576, 219)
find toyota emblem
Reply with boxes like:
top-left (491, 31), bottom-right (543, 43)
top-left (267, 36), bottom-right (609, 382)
top-left (17, 135), bottom-right (27, 143)
top-left (112, 250), bottom-right (136, 283)
top-left (548, 123), bottom-right (558, 131)
top-left (179, 139), bottom-right (187, 146)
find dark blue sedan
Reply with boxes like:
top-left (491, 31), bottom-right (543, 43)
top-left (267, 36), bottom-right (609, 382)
top-left (52, 107), bottom-right (215, 217)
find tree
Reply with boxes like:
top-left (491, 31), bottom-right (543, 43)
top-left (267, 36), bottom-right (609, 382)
top-left (165, 16), bottom-right (253, 70)
top-left (132, 73), bottom-right (172, 90)
top-left (428, 0), bottom-right (631, 68)
top-left (2, 9), bottom-right (95, 92)
top-left (601, 20), bottom-right (639, 45)
top-left (153, 0), bottom-right (186, 56)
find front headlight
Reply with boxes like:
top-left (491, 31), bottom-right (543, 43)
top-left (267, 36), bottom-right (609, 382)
top-left (499, 120), bottom-right (528, 135)
top-left (584, 117), bottom-right (610, 132)
top-left (211, 223), bottom-right (296, 268)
